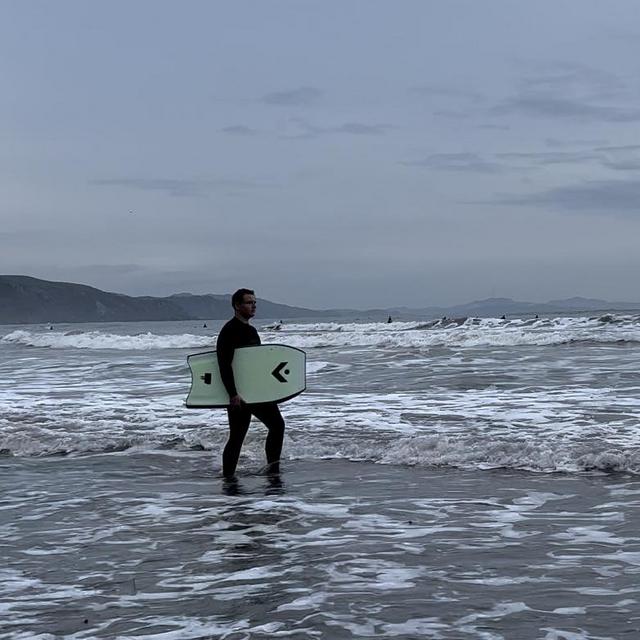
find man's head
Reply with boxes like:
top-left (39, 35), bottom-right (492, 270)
top-left (232, 288), bottom-right (257, 321)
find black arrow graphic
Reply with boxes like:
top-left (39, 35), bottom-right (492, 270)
top-left (271, 362), bottom-right (289, 383)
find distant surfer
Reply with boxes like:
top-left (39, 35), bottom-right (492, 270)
top-left (216, 288), bottom-right (285, 480)
top-left (387, 315), bottom-right (392, 323)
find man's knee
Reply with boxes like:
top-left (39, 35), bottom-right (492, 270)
top-left (267, 412), bottom-right (284, 433)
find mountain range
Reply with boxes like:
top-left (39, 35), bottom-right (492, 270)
top-left (1, 275), bottom-right (639, 325)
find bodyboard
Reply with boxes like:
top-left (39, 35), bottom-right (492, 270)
top-left (186, 344), bottom-right (306, 408)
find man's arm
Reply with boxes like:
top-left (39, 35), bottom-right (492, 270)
top-left (216, 328), bottom-right (239, 400)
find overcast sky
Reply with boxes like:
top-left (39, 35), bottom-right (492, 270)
top-left (2, 1), bottom-right (640, 309)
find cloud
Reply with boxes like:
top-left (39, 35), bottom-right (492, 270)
top-left (221, 125), bottom-right (259, 136)
top-left (409, 66), bottom-right (640, 125)
top-left (491, 63), bottom-right (640, 123)
top-left (402, 141), bottom-right (640, 176)
top-left (499, 146), bottom-right (640, 171)
top-left (432, 109), bottom-right (472, 120)
top-left (493, 96), bottom-right (640, 122)
top-left (331, 122), bottom-right (389, 135)
top-left (494, 179), bottom-right (640, 217)
top-left (477, 124), bottom-right (511, 131)
top-left (280, 118), bottom-right (390, 139)
top-left (595, 144), bottom-right (640, 152)
top-left (408, 84), bottom-right (487, 122)
top-left (80, 264), bottom-right (148, 276)
top-left (408, 85), bottom-right (484, 103)
top-left (401, 153), bottom-right (503, 173)
top-left (497, 150), bottom-right (600, 165)
top-left (91, 177), bottom-right (264, 197)
top-left (545, 138), bottom-right (607, 148)
top-left (594, 144), bottom-right (640, 170)
top-left (601, 158), bottom-right (640, 171)
top-left (604, 158), bottom-right (640, 171)
top-left (263, 87), bottom-right (322, 106)
top-left (517, 63), bottom-right (625, 98)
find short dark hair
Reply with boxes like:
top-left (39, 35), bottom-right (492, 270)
top-left (231, 288), bottom-right (255, 309)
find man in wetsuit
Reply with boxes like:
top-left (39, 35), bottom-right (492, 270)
top-left (216, 288), bottom-right (285, 479)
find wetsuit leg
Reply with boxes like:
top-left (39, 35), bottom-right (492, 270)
top-left (251, 403), bottom-right (285, 472)
top-left (222, 406), bottom-right (252, 478)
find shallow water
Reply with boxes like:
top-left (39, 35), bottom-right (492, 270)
top-left (2, 456), bottom-right (640, 639)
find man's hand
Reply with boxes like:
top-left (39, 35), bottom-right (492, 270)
top-left (229, 394), bottom-right (245, 409)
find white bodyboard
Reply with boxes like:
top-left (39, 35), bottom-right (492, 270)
top-left (186, 344), bottom-right (306, 408)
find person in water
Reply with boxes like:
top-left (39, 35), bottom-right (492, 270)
top-left (216, 288), bottom-right (285, 479)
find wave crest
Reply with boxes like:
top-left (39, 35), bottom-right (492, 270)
top-left (3, 313), bottom-right (640, 351)
top-left (3, 429), bottom-right (639, 475)
top-left (1, 330), bottom-right (212, 351)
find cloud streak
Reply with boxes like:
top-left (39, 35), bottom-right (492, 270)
top-left (409, 85), bottom-right (484, 103)
top-left (263, 87), bottom-right (322, 106)
top-left (517, 64), bottom-right (625, 98)
top-left (280, 118), bottom-right (390, 139)
top-left (493, 95), bottom-right (640, 122)
top-left (332, 122), bottom-right (389, 135)
top-left (404, 145), bottom-right (640, 174)
top-left (91, 178), bottom-right (266, 198)
top-left (492, 63), bottom-right (640, 123)
top-left (402, 153), bottom-right (503, 173)
top-left (494, 179), bottom-right (640, 217)
top-left (497, 150), bottom-right (600, 165)
top-left (221, 125), bottom-right (259, 136)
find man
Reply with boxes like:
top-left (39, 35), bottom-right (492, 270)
top-left (216, 288), bottom-right (285, 479)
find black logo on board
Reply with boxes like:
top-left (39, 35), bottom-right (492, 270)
top-left (271, 362), bottom-right (290, 383)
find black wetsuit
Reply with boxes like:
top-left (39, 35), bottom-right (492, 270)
top-left (216, 317), bottom-right (285, 478)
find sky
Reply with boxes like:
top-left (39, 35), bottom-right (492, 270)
top-left (2, 0), bottom-right (640, 309)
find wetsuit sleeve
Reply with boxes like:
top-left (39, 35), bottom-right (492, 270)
top-left (216, 327), bottom-right (238, 398)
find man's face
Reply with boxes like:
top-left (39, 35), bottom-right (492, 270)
top-left (236, 294), bottom-right (257, 320)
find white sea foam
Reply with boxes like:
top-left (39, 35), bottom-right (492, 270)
top-left (306, 360), bottom-right (346, 375)
top-left (3, 314), bottom-right (640, 351)
top-left (281, 315), bottom-right (640, 350)
top-left (2, 313), bottom-right (640, 478)
top-left (2, 363), bottom-right (639, 473)
top-left (1, 329), bottom-right (212, 350)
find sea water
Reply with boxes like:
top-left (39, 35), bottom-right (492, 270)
top-left (1, 314), bottom-right (639, 639)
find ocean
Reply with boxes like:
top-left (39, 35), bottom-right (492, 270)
top-left (1, 314), bottom-right (639, 639)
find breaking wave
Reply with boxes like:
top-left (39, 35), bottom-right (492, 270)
top-left (0, 329), bottom-right (212, 351)
top-left (3, 314), bottom-right (640, 351)
top-left (2, 429), bottom-right (639, 475)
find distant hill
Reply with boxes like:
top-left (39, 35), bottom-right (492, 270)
top-left (0, 276), bottom-right (323, 325)
top-left (1, 275), bottom-right (639, 325)
top-left (423, 296), bottom-right (640, 318)
top-left (0, 276), bottom-right (191, 324)
top-left (167, 293), bottom-right (329, 320)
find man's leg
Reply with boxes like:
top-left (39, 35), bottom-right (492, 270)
top-left (251, 403), bottom-right (285, 472)
top-left (222, 406), bottom-right (252, 478)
